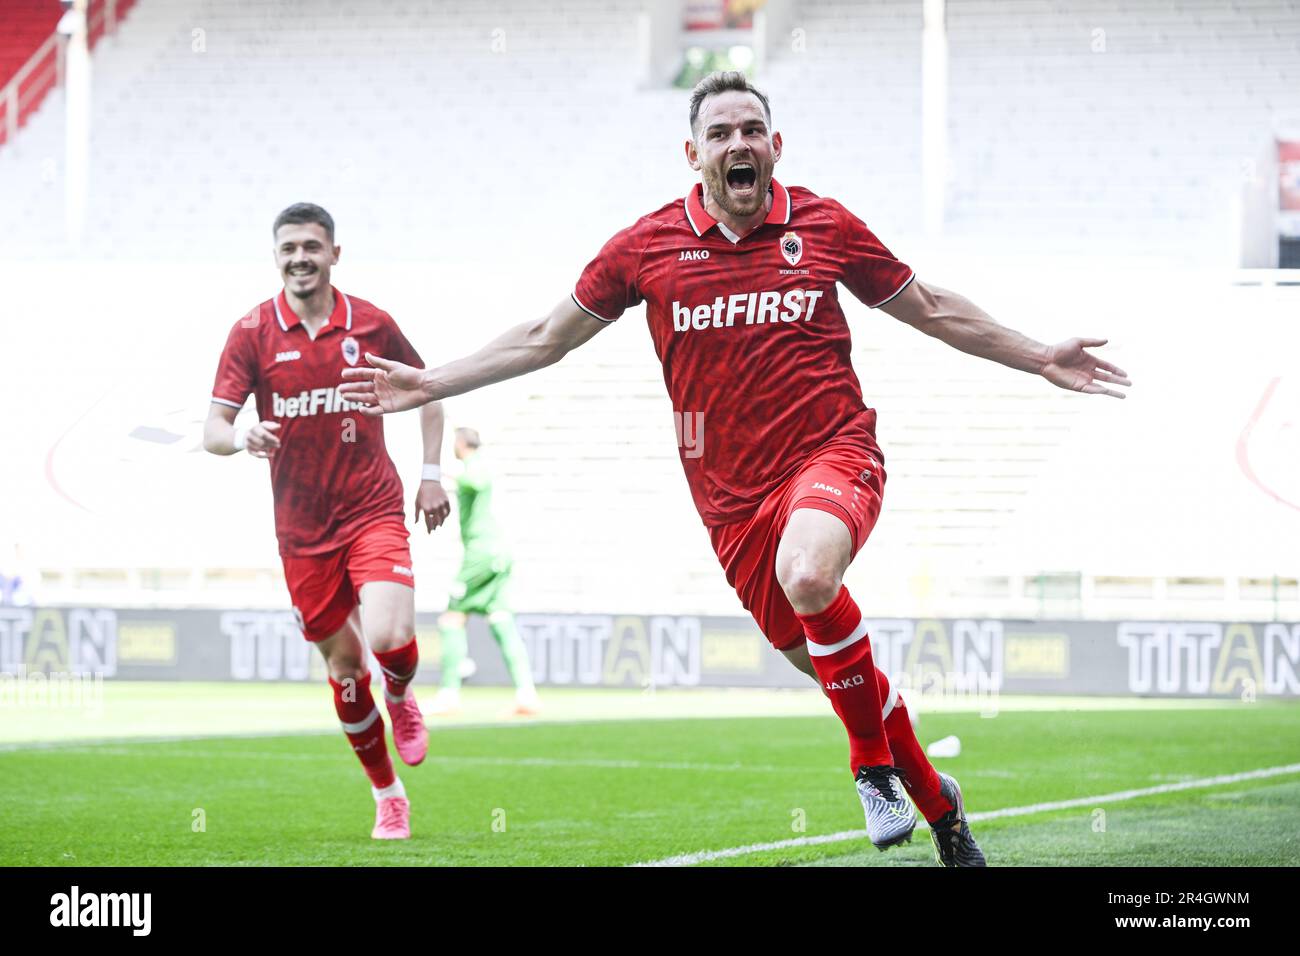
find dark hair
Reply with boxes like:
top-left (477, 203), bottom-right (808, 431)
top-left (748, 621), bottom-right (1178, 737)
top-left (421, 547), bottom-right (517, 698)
top-left (456, 427), bottom-right (482, 449)
top-left (272, 202), bottom-right (335, 241)
top-left (688, 70), bottom-right (772, 137)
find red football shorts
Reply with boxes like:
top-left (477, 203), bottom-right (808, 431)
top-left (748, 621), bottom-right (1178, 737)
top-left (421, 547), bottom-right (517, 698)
top-left (280, 519), bottom-right (415, 642)
top-left (708, 433), bottom-right (886, 652)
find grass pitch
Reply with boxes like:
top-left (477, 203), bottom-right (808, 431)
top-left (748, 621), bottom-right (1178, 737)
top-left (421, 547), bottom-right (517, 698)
top-left (2, 683), bottom-right (1297, 866)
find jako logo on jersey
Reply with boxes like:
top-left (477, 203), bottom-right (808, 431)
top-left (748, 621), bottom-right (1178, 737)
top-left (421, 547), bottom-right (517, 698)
top-left (780, 231), bottom-right (803, 266)
top-left (825, 673), bottom-right (865, 691)
top-left (271, 387), bottom-right (364, 418)
top-left (275, 350), bottom-right (301, 363)
top-left (812, 481), bottom-right (842, 496)
top-left (678, 249), bottom-right (710, 261)
top-left (341, 336), bottom-right (360, 366)
top-left (672, 288), bottom-right (824, 332)
top-left (391, 565), bottom-right (413, 577)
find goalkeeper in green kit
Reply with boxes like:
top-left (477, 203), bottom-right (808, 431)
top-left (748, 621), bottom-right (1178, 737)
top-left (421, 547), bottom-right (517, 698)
top-left (430, 428), bottom-right (541, 717)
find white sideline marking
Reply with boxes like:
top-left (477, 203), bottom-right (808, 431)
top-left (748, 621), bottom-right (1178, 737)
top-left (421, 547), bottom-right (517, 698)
top-left (0, 716), bottom-right (634, 752)
top-left (0, 729), bottom-right (342, 752)
top-left (24, 746), bottom-right (830, 775)
top-left (632, 762), bottom-right (1300, 867)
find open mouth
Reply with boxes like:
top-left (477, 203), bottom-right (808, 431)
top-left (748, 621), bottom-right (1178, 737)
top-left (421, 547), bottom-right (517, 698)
top-left (726, 162), bottom-right (757, 193)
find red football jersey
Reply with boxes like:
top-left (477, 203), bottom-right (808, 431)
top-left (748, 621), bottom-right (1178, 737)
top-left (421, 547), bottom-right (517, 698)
top-left (211, 287), bottom-right (423, 555)
top-left (572, 180), bottom-right (914, 526)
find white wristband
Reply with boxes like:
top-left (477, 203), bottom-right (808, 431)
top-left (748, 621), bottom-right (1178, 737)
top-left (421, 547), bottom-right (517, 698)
top-left (421, 464), bottom-right (441, 482)
top-left (233, 426), bottom-right (249, 451)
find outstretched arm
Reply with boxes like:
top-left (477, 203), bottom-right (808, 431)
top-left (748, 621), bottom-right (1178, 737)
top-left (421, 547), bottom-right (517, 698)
top-left (340, 296), bottom-right (607, 415)
top-left (880, 279), bottom-right (1132, 399)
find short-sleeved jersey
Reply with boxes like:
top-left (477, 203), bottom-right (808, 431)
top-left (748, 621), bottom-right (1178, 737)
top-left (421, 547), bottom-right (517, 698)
top-left (455, 451), bottom-right (506, 558)
top-left (211, 287), bottom-right (423, 556)
top-left (572, 180), bottom-right (914, 526)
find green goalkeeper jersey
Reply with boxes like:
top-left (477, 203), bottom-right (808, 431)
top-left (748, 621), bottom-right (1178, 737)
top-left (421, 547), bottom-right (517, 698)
top-left (455, 451), bottom-right (506, 558)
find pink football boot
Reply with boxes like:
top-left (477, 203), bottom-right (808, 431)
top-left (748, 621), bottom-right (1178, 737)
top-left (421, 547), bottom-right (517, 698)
top-left (385, 690), bottom-right (429, 766)
top-left (371, 796), bottom-right (411, 840)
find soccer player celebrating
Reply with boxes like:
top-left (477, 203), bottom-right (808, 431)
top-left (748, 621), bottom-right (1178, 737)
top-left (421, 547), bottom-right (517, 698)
top-left (339, 74), bottom-right (1131, 864)
top-left (430, 427), bottom-right (540, 718)
top-left (204, 203), bottom-right (452, 841)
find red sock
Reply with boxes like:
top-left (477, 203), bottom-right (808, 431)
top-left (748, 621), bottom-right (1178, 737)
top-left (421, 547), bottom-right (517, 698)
top-left (373, 637), bottom-right (420, 701)
top-left (797, 586), bottom-right (892, 770)
top-left (329, 673), bottom-right (395, 788)
top-left (875, 670), bottom-right (954, 822)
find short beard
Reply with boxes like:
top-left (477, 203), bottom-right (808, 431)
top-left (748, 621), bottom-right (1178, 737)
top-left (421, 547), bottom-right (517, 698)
top-left (701, 164), bottom-right (768, 218)
top-left (285, 270), bottom-right (320, 298)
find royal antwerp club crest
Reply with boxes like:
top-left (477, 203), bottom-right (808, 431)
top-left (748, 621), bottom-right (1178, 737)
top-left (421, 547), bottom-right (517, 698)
top-left (341, 336), bottom-right (360, 366)
top-left (779, 230), bottom-right (803, 266)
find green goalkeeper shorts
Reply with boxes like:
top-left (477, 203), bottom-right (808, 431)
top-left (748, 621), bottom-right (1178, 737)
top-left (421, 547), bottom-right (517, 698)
top-left (447, 552), bottom-right (513, 616)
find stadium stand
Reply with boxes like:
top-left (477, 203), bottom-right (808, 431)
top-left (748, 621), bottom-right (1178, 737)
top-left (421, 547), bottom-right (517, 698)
top-left (0, 1), bottom-right (64, 144)
top-left (1, 0), bottom-right (1297, 623)
top-left (945, 0), bottom-right (1300, 259)
top-left (0, 0), bottom-right (137, 148)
